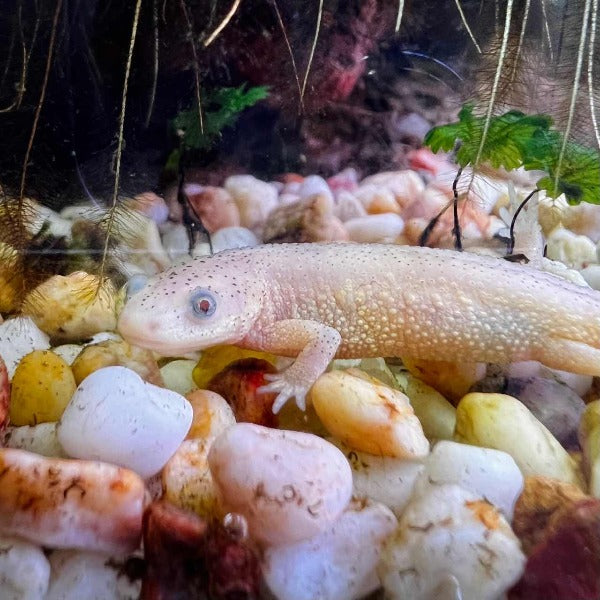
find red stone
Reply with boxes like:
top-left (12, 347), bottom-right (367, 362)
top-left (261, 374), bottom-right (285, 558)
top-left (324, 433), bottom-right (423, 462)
top-left (0, 354), bottom-right (9, 431)
top-left (208, 358), bottom-right (279, 428)
top-left (509, 499), bottom-right (600, 600)
top-left (141, 500), bottom-right (261, 600)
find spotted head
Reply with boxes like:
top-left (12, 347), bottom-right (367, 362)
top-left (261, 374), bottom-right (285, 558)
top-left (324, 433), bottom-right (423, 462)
top-left (117, 253), bottom-right (265, 355)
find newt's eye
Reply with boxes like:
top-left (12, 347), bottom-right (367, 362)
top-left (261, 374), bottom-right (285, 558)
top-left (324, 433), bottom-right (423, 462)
top-left (190, 289), bottom-right (217, 317)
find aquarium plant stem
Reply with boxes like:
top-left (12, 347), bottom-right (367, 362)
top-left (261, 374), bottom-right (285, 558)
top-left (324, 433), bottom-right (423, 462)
top-left (179, 0), bottom-right (204, 134)
top-left (145, 0), bottom-right (159, 128)
top-left (452, 166), bottom-right (464, 251)
top-left (509, 0), bottom-right (530, 83)
top-left (203, 0), bottom-right (241, 47)
top-left (395, 0), bottom-right (405, 34)
top-left (301, 0), bottom-right (323, 102)
top-left (18, 0), bottom-right (63, 203)
top-left (99, 0), bottom-right (142, 284)
top-left (454, 0), bottom-right (481, 53)
top-left (474, 0), bottom-right (513, 170)
top-left (418, 200), bottom-right (452, 248)
top-left (555, 0), bottom-right (591, 194)
top-left (271, 0), bottom-right (303, 112)
top-left (507, 188), bottom-right (539, 256)
top-left (589, 0), bottom-right (600, 149)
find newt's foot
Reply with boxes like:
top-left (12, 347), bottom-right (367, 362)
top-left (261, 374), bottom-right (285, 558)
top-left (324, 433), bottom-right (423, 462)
top-left (258, 372), bottom-right (311, 414)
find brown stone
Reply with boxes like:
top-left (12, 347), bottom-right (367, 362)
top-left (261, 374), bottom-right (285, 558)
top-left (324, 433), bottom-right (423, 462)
top-left (513, 475), bottom-right (589, 555)
top-left (263, 194), bottom-right (348, 243)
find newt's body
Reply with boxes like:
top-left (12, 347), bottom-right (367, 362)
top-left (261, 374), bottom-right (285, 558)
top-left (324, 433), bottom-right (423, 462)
top-left (118, 243), bottom-right (600, 412)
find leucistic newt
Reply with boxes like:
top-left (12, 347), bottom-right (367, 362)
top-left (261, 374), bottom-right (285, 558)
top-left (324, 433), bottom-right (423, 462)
top-left (117, 243), bottom-right (600, 412)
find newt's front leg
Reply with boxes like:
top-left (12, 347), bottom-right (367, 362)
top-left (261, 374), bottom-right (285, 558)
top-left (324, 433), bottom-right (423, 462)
top-left (249, 319), bottom-right (342, 413)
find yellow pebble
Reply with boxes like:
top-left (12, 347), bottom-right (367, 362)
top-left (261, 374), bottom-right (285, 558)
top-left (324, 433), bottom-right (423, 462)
top-left (579, 400), bottom-right (600, 498)
top-left (185, 389), bottom-right (236, 440)
top-left (401, 373), bottom-right (456, 441)
top-left (10, 350), bottom-right (77, 426)
top-left (160, 359), bottom-right (198, 396)
top-left (192, 345), bottom-right (276, 389)
top-left (20, 272), bottom-right (117, 342)
top-left (455, 392), bottom-right (584, 488)
top-left (71, 339), bottom-right (162, 386)
top-left (0, 250), bottom-right (22, 313)
top-left (162, 438), bottom-right (222, 519)
top-left (403, 358), bottom-right (485, 403)
top-left (309, 368), bottom-right (429, 458)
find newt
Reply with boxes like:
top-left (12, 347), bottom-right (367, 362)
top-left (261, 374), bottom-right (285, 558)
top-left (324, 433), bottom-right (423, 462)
top-left (117, 243), bottom-right (600, 412)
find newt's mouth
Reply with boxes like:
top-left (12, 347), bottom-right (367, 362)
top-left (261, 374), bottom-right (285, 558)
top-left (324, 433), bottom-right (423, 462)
top-left (117, 326), bottom-right (203, 356)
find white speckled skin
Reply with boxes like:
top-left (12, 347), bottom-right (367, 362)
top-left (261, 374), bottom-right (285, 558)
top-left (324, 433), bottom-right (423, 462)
top-left (118, 243), bottom-right (600, 411)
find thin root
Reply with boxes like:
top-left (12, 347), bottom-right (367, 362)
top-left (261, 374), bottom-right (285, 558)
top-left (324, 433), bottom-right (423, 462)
top-left (203, 0), bottom-right (241, 47)
top-left (99, 0), bottom-right (143, 286)
top-left (301, 0), bottom-right (323, 103)
top-left (18, 0), bottom-right (63, 203)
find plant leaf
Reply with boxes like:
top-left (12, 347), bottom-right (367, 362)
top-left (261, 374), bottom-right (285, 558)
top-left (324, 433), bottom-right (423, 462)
top-left (424, 104), bottom-right (554, 170)
top-left (527, 132), bottom-right (600, 204)
top-left (173, 84), bottom-right (269, 152)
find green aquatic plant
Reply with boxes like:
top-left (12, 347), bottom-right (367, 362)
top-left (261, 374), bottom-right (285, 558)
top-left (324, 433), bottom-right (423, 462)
top-left (165, 84), bottom-right (269, 177)
top-left (423, 103), bottom-right (600, 252)
top-left (424, 104), bottom-right (553, 172)
top-left (173, 84), bottom-right (269, 152)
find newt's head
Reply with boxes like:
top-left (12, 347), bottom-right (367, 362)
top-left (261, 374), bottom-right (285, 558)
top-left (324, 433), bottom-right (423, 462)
top-left (118, 253), bottom-right (264, 355)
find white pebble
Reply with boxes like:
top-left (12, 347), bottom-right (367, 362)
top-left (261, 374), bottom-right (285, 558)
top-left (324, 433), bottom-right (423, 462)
top-left (52, 344), bottom-right (84, 366)
top-left (580, 264), bottom-right (600, 290)
top-left (509, 360), bottom-right (593, 397)
top-left (3, 423), bottom-right (66, 458)
top-left (0, 535), bottom-right (50, 600)
top-left (419, 440), bottom-right (523, 520)
top-left (360, 170), bottom-right (425, 209)
top-left (545, 225), bottom-right (598, 269)
top-left (60, 205), bottom-right (93, 221)
top-left (379, 483), bottom-right (525, 600)
top-left (263, 501), bottom-right (397, 600)
top-left (160, 222), bottom-right (190, 262)
top-left (224, 175), bottom-right (279, 230)
top-left (84, 332), bottom-right (122, 346)
top-left (354, 185), bottom-right (399, 214)
top-left (298, 175), bottom-right (334, 206)
top-left (344, 213), bottom-right (404, 243)
top-left (46, 551), bottom-right (140, 600)
top-left (208, 423), bottom-right (353, 546)
top-left (211, 226), bottom-right (259, 253)
top-left (32, 204), bottom-right (73, 240)
top-left (0, 317), bottom-right (50, 378)
top-left (330, 439), bottom-right (424, 516)
top-left (333, 191), bottom-right (367, 222)
top-left (57, 366), bottom-right (192, 478)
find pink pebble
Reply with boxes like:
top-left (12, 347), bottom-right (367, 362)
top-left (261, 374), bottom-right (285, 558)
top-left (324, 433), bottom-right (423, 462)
top-left (185, 186), bottom-right (241, 233)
